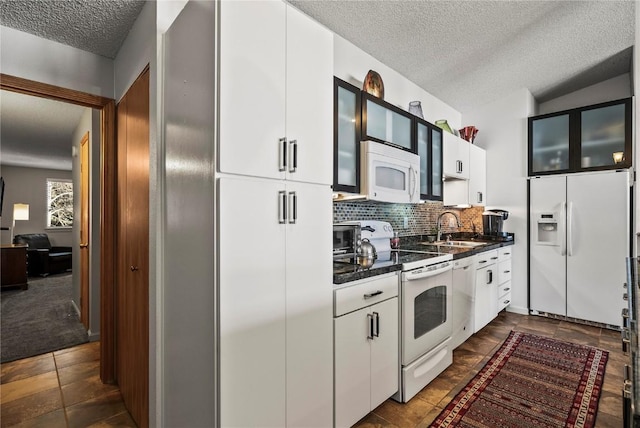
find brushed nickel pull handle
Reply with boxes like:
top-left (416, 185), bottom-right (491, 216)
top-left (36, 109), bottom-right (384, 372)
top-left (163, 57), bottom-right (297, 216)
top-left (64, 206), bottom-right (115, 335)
top-left (364, 290), bottom-right (383, 299)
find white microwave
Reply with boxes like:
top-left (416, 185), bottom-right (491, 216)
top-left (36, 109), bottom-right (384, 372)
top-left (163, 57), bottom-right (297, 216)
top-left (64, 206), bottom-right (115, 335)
top-left (361, 140), bottom-right (420, 204)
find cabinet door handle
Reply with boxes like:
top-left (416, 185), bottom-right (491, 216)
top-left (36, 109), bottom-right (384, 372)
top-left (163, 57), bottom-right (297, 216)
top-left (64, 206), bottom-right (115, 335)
top-left (478, 260), bottom-right (487, 264)
top-left (487, 270), bottom-right (493, 284)
top-left (504, 252), bottom-right (511, 256)
top-left (367, 313), bottom-right (374, 340)
top-left (278, 137), bottom-right (287, 172)
top-left (503, 287), bottom-right (510, 292)
top-left (503, 300), bottom-right (510, 305)
top-left (504, 270), bottom-right (511, 274)
top-left (477, 192), bottom-right (483, 203)
top-left (491, 256), bottom-right (498, 260)
top-left (288, 139), bottom-right (297, 173)
top-left (373, 312), bottom-right (380, 337)
top-left (364, 290), bottom-right (383, 299)
top-left (288, 191), bottom-right (297, 224)
top-left (278, 190), bottom-right (287, 224)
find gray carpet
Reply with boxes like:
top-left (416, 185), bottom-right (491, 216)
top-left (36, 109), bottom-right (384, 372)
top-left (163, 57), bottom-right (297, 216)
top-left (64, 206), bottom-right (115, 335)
top-left (1, 273), bottom-right (88, 363)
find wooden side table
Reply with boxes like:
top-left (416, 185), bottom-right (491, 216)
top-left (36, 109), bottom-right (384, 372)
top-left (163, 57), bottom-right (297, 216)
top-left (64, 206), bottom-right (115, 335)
top-left (1, 244), bottom-right (28, 290)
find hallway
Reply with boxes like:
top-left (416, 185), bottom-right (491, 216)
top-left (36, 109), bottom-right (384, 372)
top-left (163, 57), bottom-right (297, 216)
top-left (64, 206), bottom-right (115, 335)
top-left (0, 342), bottom-right (135, 427)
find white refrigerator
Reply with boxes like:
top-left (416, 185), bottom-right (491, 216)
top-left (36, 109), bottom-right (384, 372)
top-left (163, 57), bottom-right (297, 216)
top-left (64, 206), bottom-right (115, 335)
top-left (529, 169), bottom-right (630, 327)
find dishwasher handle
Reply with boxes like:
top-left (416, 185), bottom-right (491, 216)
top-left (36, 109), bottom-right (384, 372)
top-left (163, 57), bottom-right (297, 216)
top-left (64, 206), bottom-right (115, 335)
top-left (405, 262), bottom-right (452, 280)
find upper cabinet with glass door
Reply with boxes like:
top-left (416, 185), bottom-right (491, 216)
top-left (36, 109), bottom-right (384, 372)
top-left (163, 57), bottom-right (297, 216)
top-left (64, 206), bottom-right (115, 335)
top-left (528, 98), bottom-right (631, 176)
top-left (361, 92), bottom-right (413, 152)
top-left (415, 118), bottom-right (443, 201)
top-left (333, 78), bottom-right (362, 194)
top-left (579, 99), bottom-right (631, 170)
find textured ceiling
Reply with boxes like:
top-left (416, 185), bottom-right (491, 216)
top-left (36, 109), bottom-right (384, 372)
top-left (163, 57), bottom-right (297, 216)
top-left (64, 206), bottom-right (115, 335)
top-left (289, 0), bottom-right (635, 113)
top-left (0, 90), bottom-right (89, 171)
top-left (0, 0), bottom-right (145, 58)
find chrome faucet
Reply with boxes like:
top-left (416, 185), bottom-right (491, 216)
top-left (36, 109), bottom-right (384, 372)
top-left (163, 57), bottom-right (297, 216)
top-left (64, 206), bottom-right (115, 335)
top-left (436, 211), bottom-right (462, 241)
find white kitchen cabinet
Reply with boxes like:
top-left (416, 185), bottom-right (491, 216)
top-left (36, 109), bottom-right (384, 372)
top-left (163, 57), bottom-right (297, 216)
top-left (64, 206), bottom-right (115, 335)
top-left (285, 181), bottom-right (333, 427)
top-left (451, 255), bottom-right (476, 349)
top-left (219, 176), bottom-right (332, 427)
top-left (468, 144), bottom-right (486, 206)
top-left (442, 132), bottom-right (470, 180)
top-left (444, 143), bottom-right (486, 206)
top-left (334, 274), bottom-right (399, 428)
top-left (219, 1), bottom-right (333, 185)
top-left (496, 247), bottom-right (513, 312)
top-left (473, 250), bottom-right (498, 333)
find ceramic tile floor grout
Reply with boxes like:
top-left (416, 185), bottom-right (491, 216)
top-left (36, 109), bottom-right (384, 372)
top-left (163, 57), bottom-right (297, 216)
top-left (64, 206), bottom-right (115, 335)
top-left (1, 312), bottom-right (625, 427)
top-left (0, 341), bottom-right (136, 427)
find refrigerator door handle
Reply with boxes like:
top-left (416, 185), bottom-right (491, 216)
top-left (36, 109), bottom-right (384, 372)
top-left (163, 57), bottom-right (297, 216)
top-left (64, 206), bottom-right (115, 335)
top-left (567, 201), bottom-right (574, 256)
top-left (560, 202), bottom-right (567, 256)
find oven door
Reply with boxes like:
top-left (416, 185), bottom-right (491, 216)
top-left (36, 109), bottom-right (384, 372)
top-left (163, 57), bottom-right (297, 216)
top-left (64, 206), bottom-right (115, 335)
top-left (365, 152), bottom-right (419, 204)
top-left (402, 262), bottom-right (453, 365)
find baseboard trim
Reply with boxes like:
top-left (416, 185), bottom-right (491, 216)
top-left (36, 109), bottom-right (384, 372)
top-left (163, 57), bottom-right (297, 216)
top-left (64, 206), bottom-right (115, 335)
top-left (71, 299), bottom-right (81, 317)
top-left (87, 330), bottom-right (100, 342)
top-left (506, 306), bottom-right (529, 315)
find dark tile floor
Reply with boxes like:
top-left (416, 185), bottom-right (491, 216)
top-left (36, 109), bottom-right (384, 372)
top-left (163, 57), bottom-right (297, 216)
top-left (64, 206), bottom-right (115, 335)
top-left (0, 312), bottom-right (624, 427)
top-left (0, 341), bottom-right (136, 427)
top-left (354, 311), bottom-right (624, 428)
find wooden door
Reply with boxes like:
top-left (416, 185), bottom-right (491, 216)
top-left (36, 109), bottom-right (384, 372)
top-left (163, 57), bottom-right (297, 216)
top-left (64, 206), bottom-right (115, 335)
top-left (116, 68), bottom-right (149, 428)
top-left (80, 132), bottom-right (90, 327)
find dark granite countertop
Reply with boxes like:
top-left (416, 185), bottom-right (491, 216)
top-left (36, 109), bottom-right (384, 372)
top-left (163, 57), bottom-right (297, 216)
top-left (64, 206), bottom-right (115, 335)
top-left (333, 233), bottom-right (515, 285)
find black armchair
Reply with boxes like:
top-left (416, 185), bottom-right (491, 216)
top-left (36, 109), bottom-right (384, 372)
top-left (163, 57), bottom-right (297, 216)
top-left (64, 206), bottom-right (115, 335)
top-left (13, 233), bottom-right (72, 276)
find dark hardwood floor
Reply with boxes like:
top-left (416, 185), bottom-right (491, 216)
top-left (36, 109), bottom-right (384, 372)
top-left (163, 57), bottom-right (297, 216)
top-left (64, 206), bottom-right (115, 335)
top-left (0, 312), bottom-right (624, 427)
top-left (354, 311), bottom-right (624, 428)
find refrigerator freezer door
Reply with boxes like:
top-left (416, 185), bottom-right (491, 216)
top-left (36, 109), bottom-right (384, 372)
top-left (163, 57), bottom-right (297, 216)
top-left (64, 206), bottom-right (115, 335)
top-left (566, 170), bottom-right (629, 326)
top-left (530, 175), bottom-right (567, 316)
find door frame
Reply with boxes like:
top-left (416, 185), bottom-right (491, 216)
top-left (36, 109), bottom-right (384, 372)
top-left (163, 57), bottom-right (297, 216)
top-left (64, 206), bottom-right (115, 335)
top-left (1, 73), bottom-right (117, 383)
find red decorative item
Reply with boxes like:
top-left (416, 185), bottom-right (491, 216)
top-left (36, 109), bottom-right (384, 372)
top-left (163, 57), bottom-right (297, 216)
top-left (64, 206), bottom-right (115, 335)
top-left (459, 126), bottom-right (479, 143)
top-left (362, 70), bottom-right (384, 99)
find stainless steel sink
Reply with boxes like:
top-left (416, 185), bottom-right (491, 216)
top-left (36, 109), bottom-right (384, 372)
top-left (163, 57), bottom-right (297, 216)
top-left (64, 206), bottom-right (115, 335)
top-left (422, 241), bottom-right (486, 248)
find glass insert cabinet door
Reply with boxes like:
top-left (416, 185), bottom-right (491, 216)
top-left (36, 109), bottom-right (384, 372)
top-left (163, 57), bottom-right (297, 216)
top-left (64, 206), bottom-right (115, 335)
top-left (580, 102), bottom-right (628, 169)
top-left (362, 93), bottom-right (412, 151)
top-left (415, 120), bottom-right (443, 201)
top-left (530, 114), bottom-right (570, 174)
top-left (528, 97), bottom-right (631, 176)
top-left (431, 127), bottom-right (443, 199)
top-left (333, 77), bottom-right (361, 193)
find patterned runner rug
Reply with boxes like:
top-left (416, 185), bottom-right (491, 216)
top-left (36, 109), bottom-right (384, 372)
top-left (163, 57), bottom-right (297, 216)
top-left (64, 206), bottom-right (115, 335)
top-left (430, 330), bottom-right (608, 428)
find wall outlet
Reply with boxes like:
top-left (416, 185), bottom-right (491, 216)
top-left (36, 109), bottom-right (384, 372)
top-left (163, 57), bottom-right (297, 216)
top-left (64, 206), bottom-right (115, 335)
top-left (403, 217), bottom-right (408, 228)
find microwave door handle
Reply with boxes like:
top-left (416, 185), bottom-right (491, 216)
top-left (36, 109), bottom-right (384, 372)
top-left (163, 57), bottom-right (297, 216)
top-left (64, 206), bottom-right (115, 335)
top-left (409, 165), bottom-right (417, 200)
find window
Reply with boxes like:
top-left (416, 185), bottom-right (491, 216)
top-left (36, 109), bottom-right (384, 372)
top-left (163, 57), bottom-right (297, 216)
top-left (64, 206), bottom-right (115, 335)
top-left (46, 179), bottom-right (73, 228)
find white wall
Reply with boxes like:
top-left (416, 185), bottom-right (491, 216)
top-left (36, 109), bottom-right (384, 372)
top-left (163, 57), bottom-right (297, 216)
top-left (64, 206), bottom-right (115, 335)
top-left (538, 73), bottom-right (632, 115)
top-left (333, 35), bottom-right (462, 129)
top-left (0, 165), bottom-right (73, 246)
top-left (463, 88), bottom-right (536, 315)
top-left (0, 26), bottom-right (113, 98)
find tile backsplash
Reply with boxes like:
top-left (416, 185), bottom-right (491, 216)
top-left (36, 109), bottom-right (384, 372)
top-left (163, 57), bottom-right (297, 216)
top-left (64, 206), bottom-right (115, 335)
top-left (333, 200), bottom-right (485, 237)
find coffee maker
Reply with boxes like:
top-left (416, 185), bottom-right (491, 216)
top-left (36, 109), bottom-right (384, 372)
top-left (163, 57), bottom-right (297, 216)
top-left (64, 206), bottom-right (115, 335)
top-left (483, 209), bottom-right (509, 237)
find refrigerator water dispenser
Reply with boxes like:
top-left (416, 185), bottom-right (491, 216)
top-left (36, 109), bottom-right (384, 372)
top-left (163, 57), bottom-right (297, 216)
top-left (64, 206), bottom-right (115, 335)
top-left (536, 213), bottom-right (558, 245)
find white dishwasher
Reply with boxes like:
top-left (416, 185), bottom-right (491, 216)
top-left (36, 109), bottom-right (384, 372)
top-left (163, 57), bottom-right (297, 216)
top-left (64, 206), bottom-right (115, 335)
top-left (451, 255), bottom-right (476, 349)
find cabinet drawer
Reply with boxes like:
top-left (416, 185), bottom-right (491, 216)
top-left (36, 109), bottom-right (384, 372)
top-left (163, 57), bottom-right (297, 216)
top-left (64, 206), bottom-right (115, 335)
top-left (476, 250), bottom-right (498, 266)
top-left (497, 282), bottom-right (512, 299)
top-left (498, 247), bottom-right (512, 261)
top-left (334, 273), bottom-right (399, 317)
top-left (497, 291), bottom-right (512, 312)
top-left (498, 259), bottom-right (512, 285)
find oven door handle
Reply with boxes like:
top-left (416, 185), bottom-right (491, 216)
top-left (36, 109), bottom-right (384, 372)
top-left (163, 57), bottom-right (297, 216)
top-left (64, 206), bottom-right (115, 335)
top-left (405, 263), bottom-right (452, 280)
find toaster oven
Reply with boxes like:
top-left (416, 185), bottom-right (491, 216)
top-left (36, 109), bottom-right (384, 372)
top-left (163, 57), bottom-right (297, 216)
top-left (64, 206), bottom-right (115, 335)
top-left (333, 224), bottom-right (361, 261)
